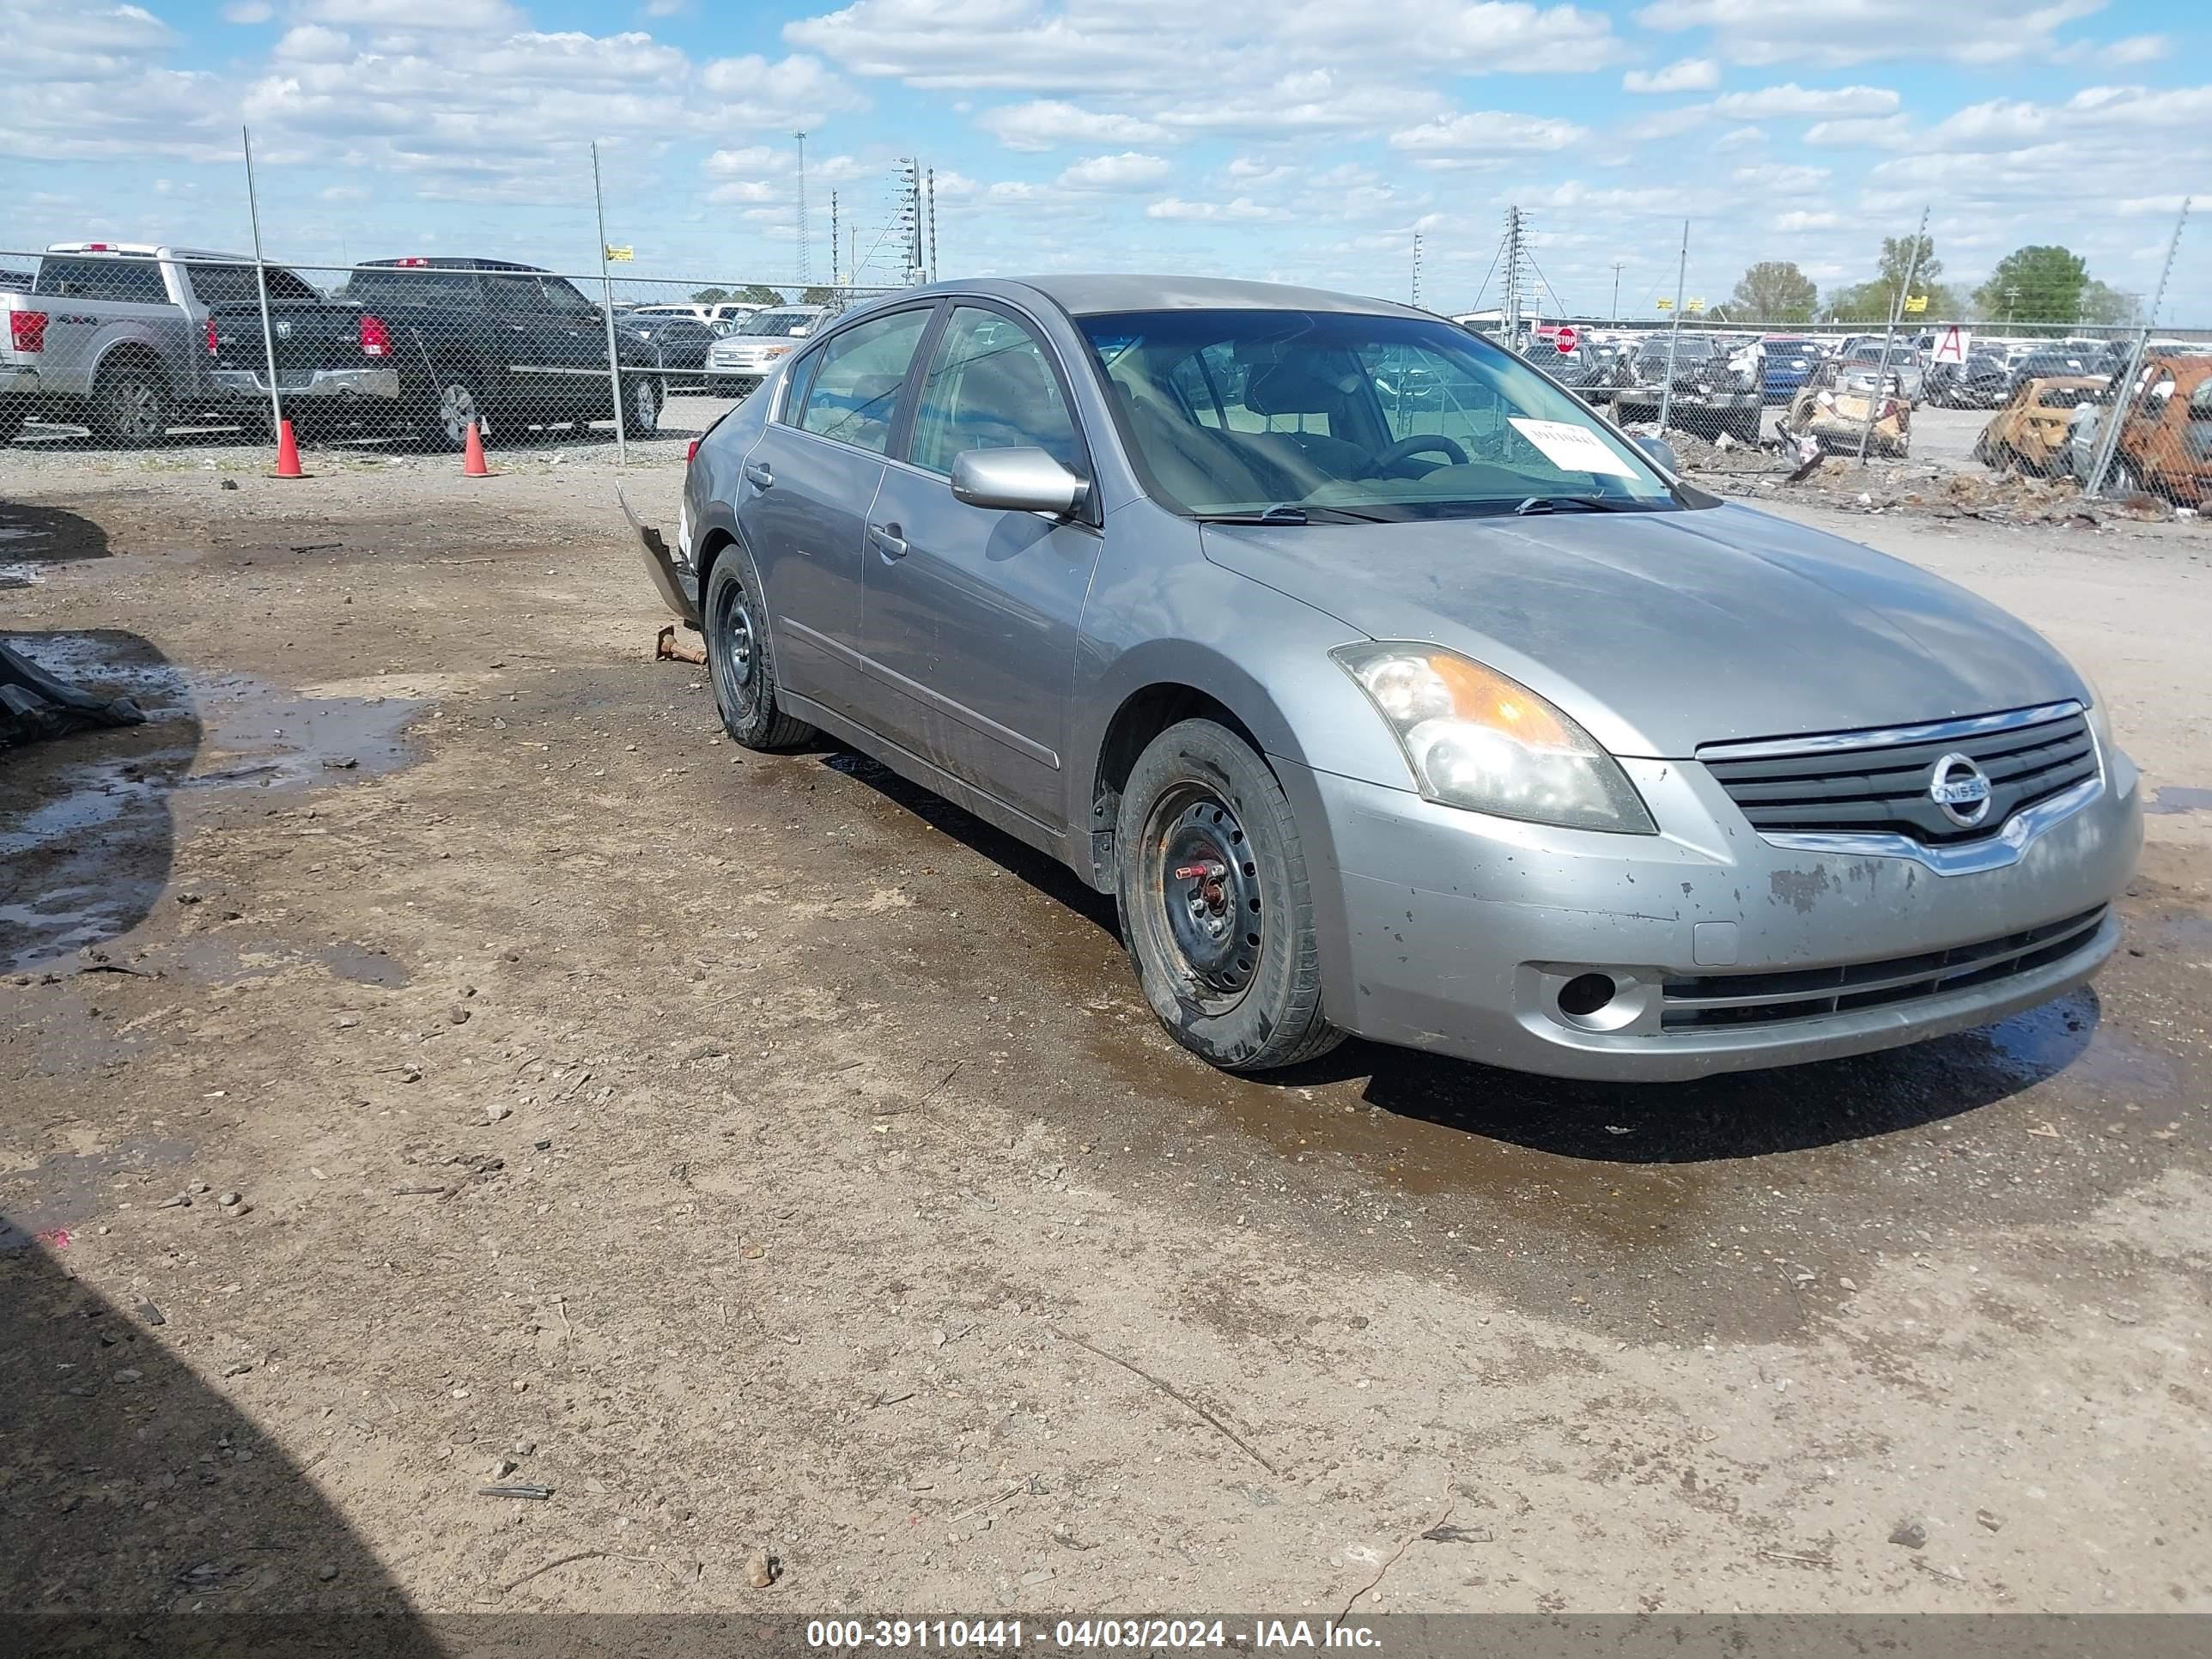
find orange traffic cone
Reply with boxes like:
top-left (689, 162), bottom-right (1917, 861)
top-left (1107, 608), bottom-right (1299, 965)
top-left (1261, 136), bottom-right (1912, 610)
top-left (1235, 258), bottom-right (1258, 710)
top-left (273, 417), bottom-right (302, 478)
top-left (462, 419), bottom-right (490, 477)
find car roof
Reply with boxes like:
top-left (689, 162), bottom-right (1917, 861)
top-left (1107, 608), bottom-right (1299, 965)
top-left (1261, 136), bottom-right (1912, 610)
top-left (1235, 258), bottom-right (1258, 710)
top-left (984, 273), bottom-right (1427, 320)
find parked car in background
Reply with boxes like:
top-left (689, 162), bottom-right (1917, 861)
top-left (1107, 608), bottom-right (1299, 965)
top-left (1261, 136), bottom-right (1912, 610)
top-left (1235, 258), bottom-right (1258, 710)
top-left (1613, 333), bottom-right (1762, 441)
top-left (1785, 356), bottom-right (1911, 457)
top-left (626, 313), bottom-right (722, 392)
top-left (633, 301), bottom-right (764, 329)
top-left (204, 256), bottom-right (668, 447)
top-left (1, 241), bottom-right (325, 444)
top-left (1924, 349), bottom-right (2011, 410)
top-left (1519, 337), bottom-right (1618, 410)
top-left (652, 273), bottom-right (2135, 1079)
top-left (1759, 336), bottom-right (1822, 404)
top-left (1837, 343), bottom-right (1924, 404)
top-left (705, 304), bottom-right (829, 396)
top-left (2002, 346), bottom-right (2099, 398)
top-left (1974, 375), bottom-right (2104, 476)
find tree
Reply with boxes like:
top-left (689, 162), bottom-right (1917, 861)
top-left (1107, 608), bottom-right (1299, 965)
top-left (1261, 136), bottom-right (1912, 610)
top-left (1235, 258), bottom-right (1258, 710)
top-left (690, 286), bottom-right (730, 305)
top-left (799, 285), bottom-right (841, 306)
top-left (1973, 246), bottom-right (2091, 323)
top-left (1730, 260), bottom-right (1819, 322)
top-left (1822, 233), bottom-right (1954, 324)
top-left (735, 283), bottom-right (785, 305)
top-left (2077, 278), bottom-right (2140, 326)
top-left (1877, 233), bottom-right (1940, 293)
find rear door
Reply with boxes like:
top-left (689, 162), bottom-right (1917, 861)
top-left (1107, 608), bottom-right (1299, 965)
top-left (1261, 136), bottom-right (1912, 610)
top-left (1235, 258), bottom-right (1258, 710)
top-left (859, 301), bottom-right (1101, 828)
top-left (737, 302), bottom-right (935, 720)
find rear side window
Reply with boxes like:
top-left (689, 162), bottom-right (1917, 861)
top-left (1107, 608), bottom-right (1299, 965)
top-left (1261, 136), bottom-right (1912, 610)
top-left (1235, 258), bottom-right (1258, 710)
top-left (794, 307), bottom-right (931, 455)
top-left (36, 257), bottom-right (167, 303)
top-left (185, 263), bottom-right (319, 305)
top-left (349, 267), bottom-right (483, 309)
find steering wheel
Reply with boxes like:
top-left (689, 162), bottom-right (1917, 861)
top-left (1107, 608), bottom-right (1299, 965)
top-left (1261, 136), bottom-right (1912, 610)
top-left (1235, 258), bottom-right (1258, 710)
top-left (1368, 433), bottom-right (1469, 474)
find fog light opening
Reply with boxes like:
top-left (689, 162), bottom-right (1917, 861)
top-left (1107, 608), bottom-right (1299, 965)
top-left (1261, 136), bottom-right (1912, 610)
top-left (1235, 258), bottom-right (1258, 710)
top-left (1557, 973), bottom-right (1618, 1019)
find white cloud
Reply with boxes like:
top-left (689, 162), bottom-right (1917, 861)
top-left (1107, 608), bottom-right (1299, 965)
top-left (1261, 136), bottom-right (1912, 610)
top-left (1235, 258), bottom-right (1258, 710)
top-left (1775, 209), bottom-right (1842, 231)
top-left (1055, 151), bottom-right (1171, 190)
top-left (1712, 124), bottom-right (1765, 149)
top-left (274, 25), bottom-right (354, 63)
top-left (975, 99), bottom-right (1169, 151)
top-left (1146, 195), bottom-right (1287, 222)
top-left (297, 0), bottom-right (521, 28)
top-left (1622, 57), bottom-right (1717, 94)
top-left (2097, 34), bottom-right (2168, 67)
top-left (1803, 113), bottom-right (1912, 147)
top-left (1711, 82), bottom-right (1899, 118)
top-left (1634, 0), bottom-right (2106, 67)
top-left (222, 1), bottom-right (273, 20)
top-left (1154, 70), bottom-right (1445, 135)
top-left (1732, 161), bottom-right (1829, 190)
top-left (1389, 109), bottom-right (1586, 155)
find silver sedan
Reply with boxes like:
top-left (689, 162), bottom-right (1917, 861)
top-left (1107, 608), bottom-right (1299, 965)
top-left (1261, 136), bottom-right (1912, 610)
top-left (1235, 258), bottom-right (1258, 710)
top-left (648, 276), bottom-right (2141, 1079)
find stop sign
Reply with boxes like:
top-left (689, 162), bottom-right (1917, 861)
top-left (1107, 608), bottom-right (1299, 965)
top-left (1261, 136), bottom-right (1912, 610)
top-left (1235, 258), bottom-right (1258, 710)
top-left (1554, 325), bottom-right (1579, 353)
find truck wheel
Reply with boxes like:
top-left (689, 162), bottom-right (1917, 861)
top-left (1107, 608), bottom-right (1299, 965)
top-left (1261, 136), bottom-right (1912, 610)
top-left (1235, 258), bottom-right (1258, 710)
top-left (625, 374), bottom-right (662, 439)
top-left (90, 364), bottom-right (170, 447)
top-left (703, 544), bottom-right (814, 751)
top-left (432, 380), bottom-right (489, 452)
top-left (1115, 719), bottom-right (1345, 1074)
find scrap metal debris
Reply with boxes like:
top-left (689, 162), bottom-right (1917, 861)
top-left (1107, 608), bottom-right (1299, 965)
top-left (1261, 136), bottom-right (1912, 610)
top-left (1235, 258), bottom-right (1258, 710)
top-left (0, 641), bottom-right (145, 747)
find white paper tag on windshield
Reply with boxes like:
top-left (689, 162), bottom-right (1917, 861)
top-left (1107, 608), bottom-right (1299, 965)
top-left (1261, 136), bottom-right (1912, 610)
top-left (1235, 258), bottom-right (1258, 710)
top-left (1507, 417), bottom-right (1638, 478)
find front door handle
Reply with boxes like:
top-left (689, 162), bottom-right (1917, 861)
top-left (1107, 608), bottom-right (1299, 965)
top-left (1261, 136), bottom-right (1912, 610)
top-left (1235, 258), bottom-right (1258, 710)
top-left (744, 463), bottom-right (774, 489)
top-left (868, 522), bottom-right (908, 559)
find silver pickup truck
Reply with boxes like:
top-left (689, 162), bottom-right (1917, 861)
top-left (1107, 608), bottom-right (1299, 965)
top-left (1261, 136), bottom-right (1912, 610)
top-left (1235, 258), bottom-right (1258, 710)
top-left (0, 243), bottom-right (331, 445)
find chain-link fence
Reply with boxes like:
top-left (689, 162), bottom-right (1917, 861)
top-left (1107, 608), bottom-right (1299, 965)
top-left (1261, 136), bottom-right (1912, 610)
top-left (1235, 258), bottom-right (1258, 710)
top-left (0, 246), bottom-right (896, 460)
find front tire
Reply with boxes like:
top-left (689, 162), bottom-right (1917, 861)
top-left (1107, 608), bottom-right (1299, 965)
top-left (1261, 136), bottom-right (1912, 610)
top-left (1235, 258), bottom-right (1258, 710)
top-left (703, 544), bottom-right (814, 750)
top-left (624, 374), bottom-right (662, 439)
top-left (1115, 719), bottom-right (1343, 1073)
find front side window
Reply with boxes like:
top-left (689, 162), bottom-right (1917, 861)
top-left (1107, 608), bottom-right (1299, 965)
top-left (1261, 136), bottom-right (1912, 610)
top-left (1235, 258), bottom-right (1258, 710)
top-left (742, 308), bottom-right (818, 337)
top-left (794, 307), bottom-right (930, 455)
top-left (1083, 308), bottom-right (1679, 520)
top-left (36, 257), bottom-right (167, 303)
top-left (907, 307), bottom-right (1084, 477)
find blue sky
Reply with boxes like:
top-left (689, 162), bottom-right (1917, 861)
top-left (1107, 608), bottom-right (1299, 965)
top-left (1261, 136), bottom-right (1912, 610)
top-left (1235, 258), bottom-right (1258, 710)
top-left (4, 0), bottom-right (2208, 317)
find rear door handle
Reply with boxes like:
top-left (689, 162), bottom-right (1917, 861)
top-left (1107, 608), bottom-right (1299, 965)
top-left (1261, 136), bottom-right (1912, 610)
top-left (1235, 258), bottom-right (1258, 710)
top-left (868, 522), bottom-right (908, 559)
top-left (744, 463), bottom-right (774, 489)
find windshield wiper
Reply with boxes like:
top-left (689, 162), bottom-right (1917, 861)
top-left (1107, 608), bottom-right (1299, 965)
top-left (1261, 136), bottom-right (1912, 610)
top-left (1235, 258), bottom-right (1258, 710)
top-left (1512, 495), bottom-right (1649, 515)
top-left (1194, 503), bottom-right (1391, 526)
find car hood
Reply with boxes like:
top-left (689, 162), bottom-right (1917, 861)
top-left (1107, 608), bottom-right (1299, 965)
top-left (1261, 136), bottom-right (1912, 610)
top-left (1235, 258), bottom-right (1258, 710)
top-left (1200, 501), bottom-right (2084, 758)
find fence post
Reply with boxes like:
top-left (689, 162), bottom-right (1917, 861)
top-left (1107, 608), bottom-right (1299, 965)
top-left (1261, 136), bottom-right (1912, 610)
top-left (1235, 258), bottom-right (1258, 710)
top-left (1856, 204), bottom-right (1928, 465)
top-left (592, 142), bottom-right (628, 465)
top-left (2085, 197), bottom-right (2189, 500)
top-left (1656, 220), bottom-right (1686, 433)
top-left (241, 125), bottom-right (284, 446)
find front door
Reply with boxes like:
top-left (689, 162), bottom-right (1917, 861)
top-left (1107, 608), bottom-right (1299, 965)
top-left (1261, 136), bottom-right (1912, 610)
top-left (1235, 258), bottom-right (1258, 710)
top-left (860, 303), bottom-right (1101, 832)
top-left (736, 303), bottom-right (933, 719)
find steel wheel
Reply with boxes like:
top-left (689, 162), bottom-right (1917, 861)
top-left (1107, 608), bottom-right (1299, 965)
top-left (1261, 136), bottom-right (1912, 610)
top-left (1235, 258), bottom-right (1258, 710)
top-left (1144, 784), bottom-right (1264, 1015)
top-left (711, 569), bottom-right (760, 724)
top-left (437, 382), bottom-right (486, 449)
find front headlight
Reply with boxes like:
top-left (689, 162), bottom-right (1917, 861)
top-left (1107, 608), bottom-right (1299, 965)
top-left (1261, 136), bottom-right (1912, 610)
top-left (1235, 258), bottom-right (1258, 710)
top-left (1333, 643), bottom-right (1656, 833)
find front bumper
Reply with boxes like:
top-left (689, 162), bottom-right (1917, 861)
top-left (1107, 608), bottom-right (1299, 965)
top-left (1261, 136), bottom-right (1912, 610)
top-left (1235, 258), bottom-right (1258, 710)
top-left (1273, 746), bottom-right (2141, 1082)
top-left (210, 367), bottom-right (399, 404)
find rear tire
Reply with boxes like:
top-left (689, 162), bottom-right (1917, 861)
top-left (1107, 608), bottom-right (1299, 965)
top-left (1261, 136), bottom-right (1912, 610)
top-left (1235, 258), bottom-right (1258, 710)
top-left (703, 544), bottom-right (814, 750)
top-left (429, 377), bottom-right (489, 452)
top-left (624, 374), bottom-right (662, 439)
top-left (1115, 719), bottom-right (1344, 1073)
top-left (89, 364), bottom-right (169, 447)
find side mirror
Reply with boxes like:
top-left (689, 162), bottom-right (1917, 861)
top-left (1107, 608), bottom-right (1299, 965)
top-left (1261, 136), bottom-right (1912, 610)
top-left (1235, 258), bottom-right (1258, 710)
top-left (950, 447), bottom-right (1089, 516)
top-left (1632, 435), bottom-right (1680, 475)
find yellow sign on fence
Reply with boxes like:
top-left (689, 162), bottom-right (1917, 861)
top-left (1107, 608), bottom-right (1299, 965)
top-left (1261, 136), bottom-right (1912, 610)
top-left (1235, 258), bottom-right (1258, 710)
top-left (1903, 293), bottom-right (1929, 313)
top-left (605, 245), bottom-right (635, 264)
top-left (1686, 298), bottom-right (1706, 313)
top-left (1656, 297), bottom-right (1673, 310)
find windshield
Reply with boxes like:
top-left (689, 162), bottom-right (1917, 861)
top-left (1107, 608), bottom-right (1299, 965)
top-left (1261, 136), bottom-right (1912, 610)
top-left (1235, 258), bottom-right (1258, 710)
top-left (739, 308), bottom-right (817, 336)
top-left (1079, 308), bottom-right (1680, 520)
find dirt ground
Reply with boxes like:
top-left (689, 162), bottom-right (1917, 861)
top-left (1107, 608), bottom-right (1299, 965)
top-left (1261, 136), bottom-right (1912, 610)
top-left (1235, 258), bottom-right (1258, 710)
top-left (3, 436), bottom-right (2210, 1626)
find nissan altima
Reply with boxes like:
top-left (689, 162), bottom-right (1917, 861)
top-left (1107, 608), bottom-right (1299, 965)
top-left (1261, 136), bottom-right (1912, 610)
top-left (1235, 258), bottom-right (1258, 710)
top-left (646, 276), bottom-right (2141, 1079)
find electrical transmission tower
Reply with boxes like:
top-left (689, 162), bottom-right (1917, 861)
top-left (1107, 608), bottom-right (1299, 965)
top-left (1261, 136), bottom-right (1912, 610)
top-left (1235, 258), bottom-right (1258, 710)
top-left (896, 158), bottom-right (923, 286)
top-left (1500, 206), bottom-right (1528, 346)
top-left (1410, 232), bottom-right (1423, 308)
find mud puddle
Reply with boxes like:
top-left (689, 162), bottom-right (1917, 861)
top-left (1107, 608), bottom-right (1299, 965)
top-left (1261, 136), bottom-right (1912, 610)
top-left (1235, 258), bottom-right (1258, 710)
top-left (1, 633), bottom-right (422, 974)
top-left (0, 1137), bottom-right (200, 1253)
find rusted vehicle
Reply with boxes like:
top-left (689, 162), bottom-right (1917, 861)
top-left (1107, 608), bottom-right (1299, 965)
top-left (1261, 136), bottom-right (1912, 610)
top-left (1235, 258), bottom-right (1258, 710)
top-left (1784, 356), bottom-right (1909, 457)
top-left (2081, 354), bottom-right (2212, 504)
top-left (1973, 375), bottom-right (2103, 477)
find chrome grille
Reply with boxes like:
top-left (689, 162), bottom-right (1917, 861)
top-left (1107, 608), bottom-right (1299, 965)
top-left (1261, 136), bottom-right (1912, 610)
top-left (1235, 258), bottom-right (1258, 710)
top-left (1661, 905), bottom-right (2108, 1030)
top-left (1699, 703), bottom-right (2097, 845)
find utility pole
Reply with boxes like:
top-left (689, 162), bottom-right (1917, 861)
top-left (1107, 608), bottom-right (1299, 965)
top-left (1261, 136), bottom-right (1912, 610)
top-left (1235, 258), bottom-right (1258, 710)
top-left (793, 130), bottom-right (810, 288)
top-left (896, 158), bottom-right (923, 286)
top-left (1611, 259), bottom-right (1626, 320)
top-left (1501, 206), bottom-right (1523, 349)
top-left (240, 125), bottom-right (284, 450)
top-left (1856, 203), bottom-right (1927, 464)
top-left (591, 139), bottom-right (627, 465)
top-left (927, 167), bottom-right (937, 282)
top-left (2086, 197), bottom-right (2189, 498)
top-left (1410, 232), bottom-right (1423, 308)
top-left (829, 190), bottom-right (839, 289)
top-left (1656, 220), bottom-right (1688, 433)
